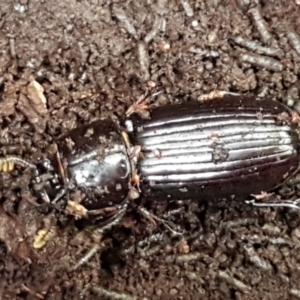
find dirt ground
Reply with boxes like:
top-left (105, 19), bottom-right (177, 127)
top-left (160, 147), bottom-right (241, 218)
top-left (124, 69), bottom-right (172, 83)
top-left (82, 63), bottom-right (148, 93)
top-left (1, 0), bottom-right (300, 299)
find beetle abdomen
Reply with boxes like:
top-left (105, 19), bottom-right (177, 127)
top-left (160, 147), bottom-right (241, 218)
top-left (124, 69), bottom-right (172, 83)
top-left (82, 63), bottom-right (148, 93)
top-left (129, 95), bottom-right (300, 201)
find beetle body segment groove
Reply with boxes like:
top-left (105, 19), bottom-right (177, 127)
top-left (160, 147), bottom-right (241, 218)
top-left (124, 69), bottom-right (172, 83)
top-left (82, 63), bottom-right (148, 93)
top-left (128, 95), bottom-right (300, 202)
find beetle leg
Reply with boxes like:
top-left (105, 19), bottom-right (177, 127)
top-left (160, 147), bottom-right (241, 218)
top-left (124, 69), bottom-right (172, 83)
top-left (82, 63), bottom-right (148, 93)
top-left (93, 201), bottom-right (129, 235)
top-left (87, 206), bottom-right (118, 218)
top-left (72, 244), bottom-right (100, 271)
top-left (52, 187), bottom-right (66, 203)
top-left (126, 93), bottom-right (149, 117)
top-left (72, 201), bottom-right (130, 270)
top-left (137, 206), bottom-right (184, 236)
top-left (55, 147), bottom-right (67, 185)
top-left (245, 199), bottom-right (300, 210)
top-left (162, 207), bottom-right (185, 219)
top-left (125, 90), bottom-right (162, 117)
top-left (39, 188), bottom-right (51, 204)
top-left (121, 131), bottom-right (142, 192)
top-left (136, 206), bottom-right (157, 230)
top-left (32, 172), bottom-right (63, 204)
top-left (199, 90), bottom-right (241, 101)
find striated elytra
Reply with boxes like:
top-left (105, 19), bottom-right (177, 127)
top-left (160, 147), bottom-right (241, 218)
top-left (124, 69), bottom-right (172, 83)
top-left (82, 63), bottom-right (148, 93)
top-left (55, 94), bottom-right (300, 210)
top-left (127, 95), bottom-right (300, 202)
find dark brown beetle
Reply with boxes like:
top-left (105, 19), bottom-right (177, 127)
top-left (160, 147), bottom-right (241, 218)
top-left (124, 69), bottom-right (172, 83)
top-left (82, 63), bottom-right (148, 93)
top-left (2, 94), bottom-right (300, 231)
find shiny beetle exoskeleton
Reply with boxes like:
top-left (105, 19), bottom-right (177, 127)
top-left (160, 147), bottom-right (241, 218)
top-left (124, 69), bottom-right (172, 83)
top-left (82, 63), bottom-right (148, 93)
top-left (126, 95), bottom-right (300, 203)
top-left (57, 119), bottom-right (131, 211)
top-left (2, 94), bottom-right (300, 231)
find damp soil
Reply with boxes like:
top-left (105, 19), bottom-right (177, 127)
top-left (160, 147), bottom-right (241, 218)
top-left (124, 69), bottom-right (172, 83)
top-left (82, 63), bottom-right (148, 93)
top-left (1, 0), bottom-right (300, 299)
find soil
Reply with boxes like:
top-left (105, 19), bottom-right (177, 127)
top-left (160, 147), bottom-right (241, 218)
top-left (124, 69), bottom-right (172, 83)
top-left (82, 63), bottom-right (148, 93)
top-left (1, 0), bottom-right (300, 299)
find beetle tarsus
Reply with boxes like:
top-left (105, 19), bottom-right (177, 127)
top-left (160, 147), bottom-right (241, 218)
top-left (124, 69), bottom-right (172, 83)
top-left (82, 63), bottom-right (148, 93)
top-left (138, 206), bottom-right (183, 236)
top-left (125, 89), bottom-right (162, 117)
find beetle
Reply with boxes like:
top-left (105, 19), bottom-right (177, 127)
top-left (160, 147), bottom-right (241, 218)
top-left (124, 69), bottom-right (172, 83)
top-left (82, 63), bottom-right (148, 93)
top-left (1, 93), bottom-right (300, 233)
